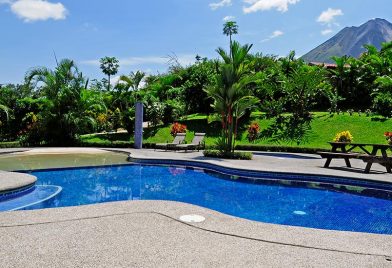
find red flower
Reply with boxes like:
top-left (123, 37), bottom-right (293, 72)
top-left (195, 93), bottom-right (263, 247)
top-left (170, 122), bottom-right (187, 137)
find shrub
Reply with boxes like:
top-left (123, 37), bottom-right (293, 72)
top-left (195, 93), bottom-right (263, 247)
top-left (384, 132), bottom-right (392, 145)
top-left (334, 131), bottom-right (353, 143)
top-left (203, 150), bottom-right (253, 160)
top-left (170, 122), bottom-right (187, 137)
top-left (372, 92), bottom-right (392, 118)
top-left (247, 122), bottom-right (260, 142)
top-left (347, 109), bottom-right (354, 116)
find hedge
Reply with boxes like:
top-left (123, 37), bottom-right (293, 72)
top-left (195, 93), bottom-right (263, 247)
top-left (0, 141), bottom-right (21, 148)
top-left (203, 150), bottom-right (253, 160)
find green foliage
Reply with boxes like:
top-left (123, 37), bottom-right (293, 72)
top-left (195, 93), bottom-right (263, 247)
top-left (372, 75), bottom-right (392, 117)
top-left (205, 41), bottom-right (260, 153)
top-left (22, 59), bottom-right (104, 145)
top-left (146, 102), bottom-right (164, 127)
top-left (258, 54), bottom-right (328, 144)
top-left (203, 150), bottom-right (253, 160)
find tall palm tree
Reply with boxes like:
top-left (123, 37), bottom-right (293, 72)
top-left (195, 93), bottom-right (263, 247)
top-left (223, 21), bottom-right (238, 55)
top-left (205, 41), bottom-right (259, 153)
top-left (100, 56), bottom-right (119, 90)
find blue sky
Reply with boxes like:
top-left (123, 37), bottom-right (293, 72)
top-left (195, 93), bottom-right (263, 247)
top-left (0, 0), bottom-right (391, 84)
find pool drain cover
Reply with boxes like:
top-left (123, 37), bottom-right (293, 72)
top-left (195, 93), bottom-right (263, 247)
top-left (293, 210), bottom-right (307, 216)
top-left (179, 214), bottom-right (206, 223)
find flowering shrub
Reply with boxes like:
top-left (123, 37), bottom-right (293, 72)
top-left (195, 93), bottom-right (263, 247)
top-left (170, 122), bottom-right (187, 137)
top-left (247, 122), bottom-right (260, 142)
top-left (334, 131), bottom-right (353, 143)
top-left (384, 132), bottom-right (392, 145)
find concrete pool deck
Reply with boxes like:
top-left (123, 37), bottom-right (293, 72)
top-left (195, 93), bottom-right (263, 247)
top-left (0, 147), bottom-right (392, 267)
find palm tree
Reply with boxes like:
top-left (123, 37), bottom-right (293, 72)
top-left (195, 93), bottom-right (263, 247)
top-left (25, 59), bottom-right (104, 145)
top-left (118, 71), bottom-right (146, 92)
top-left (223, 21), bottom-right (238, 55)
top-left (100, 57), bottom-right (119, 90)
top-left (205, 41), bottom-right (259, 153)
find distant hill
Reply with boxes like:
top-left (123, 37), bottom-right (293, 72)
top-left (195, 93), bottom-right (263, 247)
top-left (301, 18), bottom-right (392, 63)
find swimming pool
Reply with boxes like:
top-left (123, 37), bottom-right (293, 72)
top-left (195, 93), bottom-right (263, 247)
top-left (5, 162), bottom-right (392, 235)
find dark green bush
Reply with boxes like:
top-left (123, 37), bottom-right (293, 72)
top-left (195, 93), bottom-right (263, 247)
top-left (203, 150), bottom-right (253, 160)
top-left (372, 92), bottom-right (392, 118)
top-left (78, 140), bottom-right (155, 149)
top-left (235, 144), bottom-right (324, 154)
top-left (0, 141), bottom-right (21, 148)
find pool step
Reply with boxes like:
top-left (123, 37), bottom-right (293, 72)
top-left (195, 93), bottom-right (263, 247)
top-left (0, 185), bottom-right (62, 211)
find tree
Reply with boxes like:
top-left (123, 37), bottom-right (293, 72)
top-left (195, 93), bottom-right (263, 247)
top-left (223, 21), bottom-right (238, 54)
top-left (205, 41), bottom-right (259, 153)
top-left (100, 57), bottom-right (119, 90)
top-left (25, 59), bottom-right (105, 145)
top-left (118, 71), bottom-right (146, 100)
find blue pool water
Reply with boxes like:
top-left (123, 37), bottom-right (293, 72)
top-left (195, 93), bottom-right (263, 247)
top-left (4, 164), bottom-right (392, 234)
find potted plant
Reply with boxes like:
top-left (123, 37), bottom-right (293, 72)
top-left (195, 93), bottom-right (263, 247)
top-left (334, 131), bottom-right (353, 143)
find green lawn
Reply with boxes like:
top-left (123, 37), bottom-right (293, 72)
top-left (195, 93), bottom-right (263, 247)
top-left (80, 112), bottom-right (392, 150)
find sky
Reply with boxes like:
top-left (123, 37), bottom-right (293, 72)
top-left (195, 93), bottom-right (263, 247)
top-left (0, 0), bottom-right (391, 84)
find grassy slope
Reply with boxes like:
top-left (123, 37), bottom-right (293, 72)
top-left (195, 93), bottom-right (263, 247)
top-left (80, 112), bottom-right (392, 149)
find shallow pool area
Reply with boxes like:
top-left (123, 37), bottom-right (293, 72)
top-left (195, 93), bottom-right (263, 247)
top-left (0, 151), bottom-right (130, 171)
top-left (2, 163), bottom-right (391, 234)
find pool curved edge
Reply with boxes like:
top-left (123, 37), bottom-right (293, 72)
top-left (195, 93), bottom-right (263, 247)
top-left (0, 171), bottom-right (37, 197)
top-left (128, 155), bottom-right (392, 191)
top-left (1, 200), bottom-right (391, 259)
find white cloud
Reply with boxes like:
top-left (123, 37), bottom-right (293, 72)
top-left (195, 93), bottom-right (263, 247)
top-left (3, 0), bottom-right (67, 22)
top-left (82, 55), bottom-right (196, 68)
top-left (243, 0), bottom-right (300, 14)
top-left (223, 15), bottom-right (235, 22)
top-left (209, 0), bottom-right (232, 10)
top-left (261, 30), bottom-right (284, 42)
top-left (321, 29), bottom-right (333, 35)
top-left (317, 8), bottom-right (343, 25)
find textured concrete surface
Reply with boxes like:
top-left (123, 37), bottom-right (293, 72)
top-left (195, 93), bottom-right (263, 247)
top-left (126, 149), bottom-right (392, 183)
top-left (1, 148), bottom-right (392, 267)
top-left (1, 201), bottom-right (392, 268)
top-left (0, 171), bottom-right (36, 193)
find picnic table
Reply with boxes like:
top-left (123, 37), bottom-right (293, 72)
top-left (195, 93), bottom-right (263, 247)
top-left (318, 142), bottom-right (392, 173)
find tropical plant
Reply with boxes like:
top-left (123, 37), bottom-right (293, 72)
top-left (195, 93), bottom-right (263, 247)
top-left (205, 41), bottom-right (259, 153)
top-left (247, 122), bottom-right (260, 142)
top-left (100, 56), bottom-right (119, 90)
top-left (118, 71), bottom-right (146, 100)
top-left (372, 75), bottom-right (392, 117)
top-left (24, 59), bottom-right (105, 145)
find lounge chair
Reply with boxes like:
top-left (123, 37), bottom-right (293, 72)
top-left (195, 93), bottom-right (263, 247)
top-left (155, 133), bottom-right (186, 151)
top-left (175, 133), bottom-right (206, 152)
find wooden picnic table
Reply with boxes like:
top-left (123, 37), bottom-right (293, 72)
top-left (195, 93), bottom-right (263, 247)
top-left (325, 142), bottom-right (392, 173)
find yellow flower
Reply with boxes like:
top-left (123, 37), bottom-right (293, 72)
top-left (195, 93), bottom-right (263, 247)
top-left (334, 131), bottom-right (353, 142)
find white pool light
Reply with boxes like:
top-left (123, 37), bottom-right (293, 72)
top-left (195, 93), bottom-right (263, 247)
top-left (179, 214), bottom-right (206, 223)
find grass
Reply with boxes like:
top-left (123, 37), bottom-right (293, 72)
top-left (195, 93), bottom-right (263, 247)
top-left (80, 112), bottom-right (392, 151)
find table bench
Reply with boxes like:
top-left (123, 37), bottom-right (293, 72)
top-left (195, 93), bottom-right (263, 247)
top-left (360, 155), bottom-right (392, 173)
top-left (318, 142), bottom-right (392, 173)
top-left (318, 152), bottom-right (363, 168)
